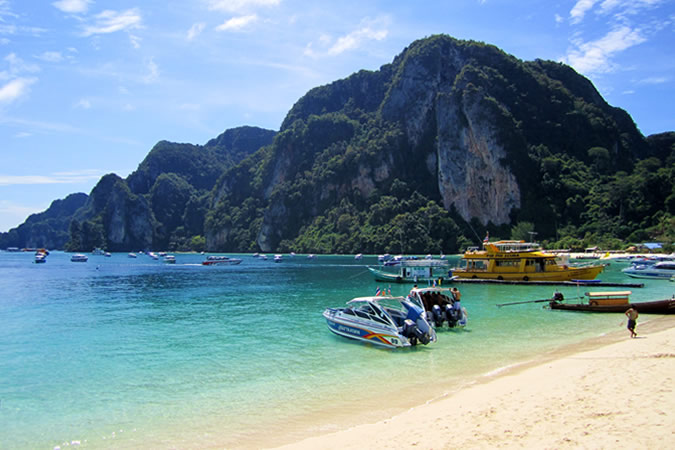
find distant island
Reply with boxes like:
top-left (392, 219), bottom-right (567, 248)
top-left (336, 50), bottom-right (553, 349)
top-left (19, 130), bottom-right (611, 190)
top-left (1, 35), bottom-right (673, 253)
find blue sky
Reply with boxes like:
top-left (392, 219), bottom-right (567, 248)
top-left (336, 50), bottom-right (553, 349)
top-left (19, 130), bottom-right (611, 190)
top-left (0, 0), bottom-right (673, 232)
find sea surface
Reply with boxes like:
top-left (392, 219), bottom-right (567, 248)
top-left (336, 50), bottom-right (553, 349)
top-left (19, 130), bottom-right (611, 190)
top-left (1, 251), bottom-right (673, 449)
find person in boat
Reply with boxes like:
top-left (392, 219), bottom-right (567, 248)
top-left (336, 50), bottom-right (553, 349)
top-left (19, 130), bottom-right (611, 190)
top-left (625, 306), bottom-right (638, 338)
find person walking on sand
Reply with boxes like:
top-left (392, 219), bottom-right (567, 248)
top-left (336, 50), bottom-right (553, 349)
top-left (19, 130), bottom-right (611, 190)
top-left (625, 306), bottom-right (638, 338)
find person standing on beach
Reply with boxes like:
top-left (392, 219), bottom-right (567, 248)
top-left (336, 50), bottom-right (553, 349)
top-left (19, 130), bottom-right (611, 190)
top-left (625, 306), bottom-right (638, 338)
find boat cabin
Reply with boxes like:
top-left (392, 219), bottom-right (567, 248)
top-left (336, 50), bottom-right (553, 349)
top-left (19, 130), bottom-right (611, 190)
top-left (585, 291), bottom-right (631, 306)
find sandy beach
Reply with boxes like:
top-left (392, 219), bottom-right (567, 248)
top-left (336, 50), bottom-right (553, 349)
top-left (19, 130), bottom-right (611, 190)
top-left (271, 315), bottom-right (675, 449)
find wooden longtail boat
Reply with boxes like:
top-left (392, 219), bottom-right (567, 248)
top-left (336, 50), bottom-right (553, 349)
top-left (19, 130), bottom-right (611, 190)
top-left (549, 291), bottom-right (675, 314)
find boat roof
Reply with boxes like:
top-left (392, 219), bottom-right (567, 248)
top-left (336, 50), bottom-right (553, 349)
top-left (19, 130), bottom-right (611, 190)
top-left (347, 296), bottom-right (406, 304)
top-left (586, 291), bottom-right (632, 297)
top-left (410, 287), bottom-right (452, 293)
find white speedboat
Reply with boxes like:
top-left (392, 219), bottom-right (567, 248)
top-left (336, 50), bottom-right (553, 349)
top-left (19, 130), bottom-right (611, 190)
top-left (273, 254), bottom-right (283, 262)
top-left (323, 296), bottom-right (437, 348)
top-left (71, 254), bottom-right (88, 262)
top-left (202, 255), bottom-right (242, 266)
top-left (622, 261), bottom-right (675, 279)
top-left (407, 287), bottom-right (467, 328)
top-left (163, 255), bottom-right (176, 264)
top-left (128, 253), bottom-right (137, 258)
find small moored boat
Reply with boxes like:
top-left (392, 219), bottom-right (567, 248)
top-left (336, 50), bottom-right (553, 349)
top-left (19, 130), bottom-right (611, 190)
top-left (323, 295), bottom-right (437, 348)
top-left (368, 259), bottom-right (453, 284)
top-left (71, 254), bottom-right (88, 262)
top-left (622, 261), bottom-right (675, 279)
top-left (163, 255), bottom-right (176, 264)
top-left (549, 291), bottom-right (675, 314)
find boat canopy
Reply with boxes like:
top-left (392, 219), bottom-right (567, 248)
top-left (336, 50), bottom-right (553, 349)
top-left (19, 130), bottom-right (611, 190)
top-left (586, 291), bottom-right (632, 298)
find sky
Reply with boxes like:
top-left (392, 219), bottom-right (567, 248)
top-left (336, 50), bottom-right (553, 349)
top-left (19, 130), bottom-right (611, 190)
top-left (0, 0), bottom-right (673, 232)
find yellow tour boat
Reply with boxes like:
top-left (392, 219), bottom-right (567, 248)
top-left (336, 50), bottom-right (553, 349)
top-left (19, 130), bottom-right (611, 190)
top-left (452, 240), bottom-right (605, 281)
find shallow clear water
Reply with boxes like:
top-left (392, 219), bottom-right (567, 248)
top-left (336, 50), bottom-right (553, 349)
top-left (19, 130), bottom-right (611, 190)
top-left (1, 252), bottom-right (672, 448)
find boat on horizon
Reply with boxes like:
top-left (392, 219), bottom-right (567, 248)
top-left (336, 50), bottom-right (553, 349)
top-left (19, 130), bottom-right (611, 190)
top-left (163, 255), bottom-right (176, 264)
top-left (323, 295), bottom-right (437, 348)
top-left (451, 240), bottom-right (605, 282)
top-left (202, 255), bottom-right (242, 266)
top-left (70, 254), bottom-right (88, 262)
top-left (548, 291), bottom-right (675, 314)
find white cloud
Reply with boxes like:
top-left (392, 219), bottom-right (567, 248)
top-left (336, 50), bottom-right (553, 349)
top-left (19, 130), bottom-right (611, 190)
top-left (143, 58), bottom-right (159, 83)
top-left (570, 0), bottom-right (598, 24)
top-left (129, 34), bottom-right (141, 49)
top-left (74, 98), bottom-right (91, 109)
top-left (5, 53), bottom-right (40, 75)
top-left (0, 170), bottom-right (105, 186)
top-left (639, 76), bottom-right (669, 84)
top-left (216, 14), bottom-right (258, 31)
top-left (305, 20), bottom-right (389, 58)
top-left (82, 9), bottom-right (142, 36)
top-left (52, 0), bottom-right (91, 14)
top-left (208, 0), bottom-right (280, 13)
top-left (0, 77), bottom-right (37, 104)
top-left (187, 22), bottom-right (206, 40)
top-left (564, 26), bottom-right (646, 73)
top-left (35, 51), bottom-right (64, 62)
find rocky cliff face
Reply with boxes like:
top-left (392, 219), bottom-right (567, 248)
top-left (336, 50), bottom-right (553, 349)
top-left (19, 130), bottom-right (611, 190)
top-left (238, 35), bottom-right (647, 251)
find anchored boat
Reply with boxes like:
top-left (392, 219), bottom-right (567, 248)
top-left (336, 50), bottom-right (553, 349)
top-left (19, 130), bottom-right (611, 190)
top-left (452, 240), bottom-right (604, 282)
top-left (549, 291), bottom-right (675, 314)
top-left (323, 295), bottom-right (437, 348)
top-left (407, 286), bottom-right (467, 328)
top-left (368, 259), bottom-right (453, 284)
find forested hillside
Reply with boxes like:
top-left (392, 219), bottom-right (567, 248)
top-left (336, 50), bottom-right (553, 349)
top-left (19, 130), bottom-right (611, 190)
top-left (3, 35), bottom-right (673, 253)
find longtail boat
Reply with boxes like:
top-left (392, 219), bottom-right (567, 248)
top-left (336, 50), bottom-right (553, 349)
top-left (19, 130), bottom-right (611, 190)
top-left (549, 291), bottom-right (675, 314)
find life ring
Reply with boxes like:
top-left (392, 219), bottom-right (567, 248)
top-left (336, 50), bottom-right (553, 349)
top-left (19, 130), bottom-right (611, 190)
top-left (523, 276), bottom-right (529, 281)
top-left (497, 276), bottom-right (504, 280)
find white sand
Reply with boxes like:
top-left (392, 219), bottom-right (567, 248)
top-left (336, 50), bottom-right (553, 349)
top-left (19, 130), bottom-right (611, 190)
top-left (271, 316), bottom-right (675, 449)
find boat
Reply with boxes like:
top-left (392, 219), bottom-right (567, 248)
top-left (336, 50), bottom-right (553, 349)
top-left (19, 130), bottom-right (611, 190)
top-left (407, 286), bottom-right (467, 328)
top-left (202, 255), bottom-right (243, 266)
top-left (273, 254), bottom-right (283, 262)
top-left (622, 261), bottom-right (675, 279)
top-left (163, 255), bottom-right (176, 264)
top-left (71, 254), bottom-right (88, 262)
top-left (92, 247), bottom-right (105, 255)
top-left (368, 259), bottom-right (453, 284)
top-left (323, 295), bottom-right (437, 348)
top-left (34, 252), bottom-right (47, 264)
top-left (549, 291), bottom-right (675, 314)
top-left (128, 253), bottom-right (137, 258)
top-left (451, 240), bottom-right (605, 281)
top-left (354, 253), bottom-right (363, 260)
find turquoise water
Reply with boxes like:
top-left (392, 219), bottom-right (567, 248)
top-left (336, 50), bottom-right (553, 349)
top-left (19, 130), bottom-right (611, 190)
top-left (1, 252), bottom-right (673, 448)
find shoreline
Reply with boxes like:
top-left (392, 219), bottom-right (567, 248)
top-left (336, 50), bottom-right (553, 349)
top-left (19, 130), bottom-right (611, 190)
top-left (265, 315), bottom-right (675, 449)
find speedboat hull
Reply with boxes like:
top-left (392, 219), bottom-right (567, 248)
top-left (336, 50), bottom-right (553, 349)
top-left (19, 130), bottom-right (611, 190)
top-left (323, 310), bottom-right (409, 348)
top-left (323, 296), bottom-right (437, 349)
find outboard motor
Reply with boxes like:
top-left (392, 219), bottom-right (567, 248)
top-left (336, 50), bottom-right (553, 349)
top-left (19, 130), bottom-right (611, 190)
top-left (414, 318), bottom-right (432, 345)
top-left (402, 300), bottom-right (434, 345)
top-left (431, 304), bottom-right (444, 328)
top-left (402, 319), bottom-right (419, 345)
top-left (445, 304), bottom-right (458, 328)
